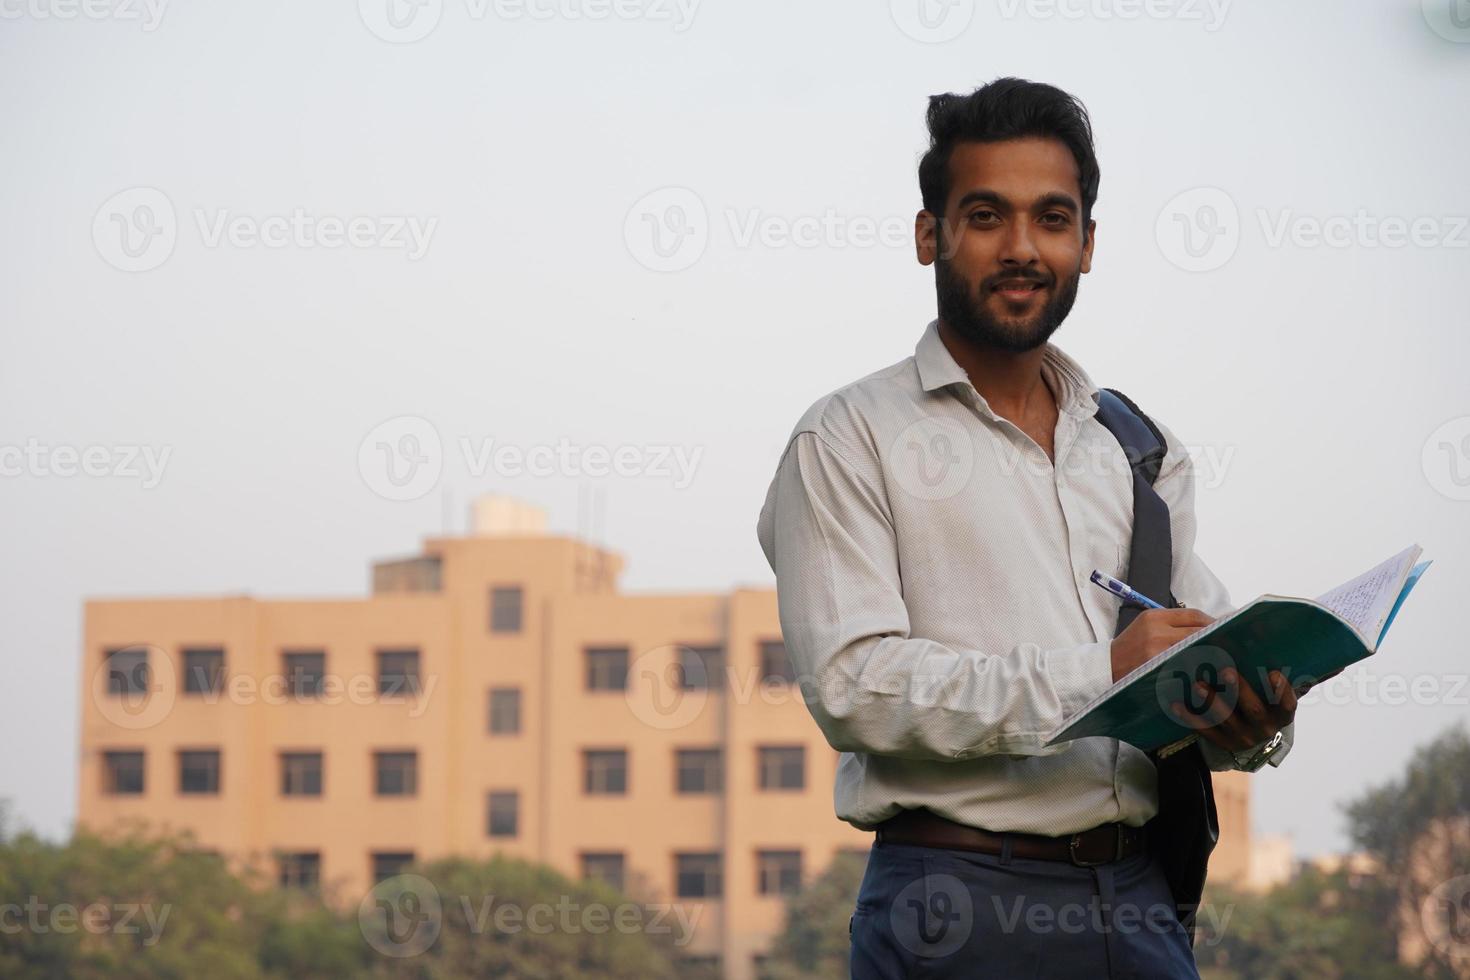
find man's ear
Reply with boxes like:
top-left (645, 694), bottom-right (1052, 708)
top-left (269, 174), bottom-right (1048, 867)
top-left (1080, 218), bottom-right (1096, 274)
top-left (915, 210), bottom-right (939, 266)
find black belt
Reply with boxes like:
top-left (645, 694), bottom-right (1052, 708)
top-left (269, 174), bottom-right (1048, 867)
top-left (875, 808), bottom-right (1146, 867)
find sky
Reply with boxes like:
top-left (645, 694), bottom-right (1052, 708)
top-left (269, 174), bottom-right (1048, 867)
top-left (1, 0), bottom-right (1468, 857)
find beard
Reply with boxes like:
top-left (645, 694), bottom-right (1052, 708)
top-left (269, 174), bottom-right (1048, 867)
top-left (935, 251), bottom-right (1082, 354)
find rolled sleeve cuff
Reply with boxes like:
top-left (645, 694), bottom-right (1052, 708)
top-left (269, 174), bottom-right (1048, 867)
top-left (1199, 722), bottom-right (1295, 772)
top-left (1267, 722), bottom-right (1294, 768)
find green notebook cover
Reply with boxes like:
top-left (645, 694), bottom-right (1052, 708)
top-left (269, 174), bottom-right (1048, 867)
top-left (1044, 545), bottom-right (1430, 753)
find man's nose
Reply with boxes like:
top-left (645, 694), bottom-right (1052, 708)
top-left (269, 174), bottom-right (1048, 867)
top-left (997, 220), bottom-right (1040, 266)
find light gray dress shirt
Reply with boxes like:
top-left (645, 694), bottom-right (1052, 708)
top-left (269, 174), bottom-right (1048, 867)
top-left (756, 320), bottom-right (1290, 836)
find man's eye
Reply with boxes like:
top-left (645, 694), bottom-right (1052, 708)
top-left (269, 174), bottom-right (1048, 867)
top-left (968, 210), bottom-right (998, 223)
top-left (1040, 213), bottom-right (1069, 226)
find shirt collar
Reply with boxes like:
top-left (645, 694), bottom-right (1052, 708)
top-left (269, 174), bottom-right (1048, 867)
top-left (914, 319), bottom-right (1101, 419)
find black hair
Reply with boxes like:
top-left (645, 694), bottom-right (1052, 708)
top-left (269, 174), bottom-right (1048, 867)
top-left (918, 78), bottom-right (1100, 224)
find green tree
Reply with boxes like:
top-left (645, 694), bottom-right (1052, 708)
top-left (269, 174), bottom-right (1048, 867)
top-left (362, 855), bottom-right (683, 979)
top-left (759, 850), bottom-right (867, 980)
top-left (0, 828), bottom-right (365, 979)
top-left (0, 827), bottom-right (689, 979)
top-left (1346, 725), bottom-right (1470, 979)
top-left (1194, 868), bottom-right (1415, 980)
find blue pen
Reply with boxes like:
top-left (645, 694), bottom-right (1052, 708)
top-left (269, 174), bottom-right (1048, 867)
top-left (1089, 569), bottom-right (1166, 610)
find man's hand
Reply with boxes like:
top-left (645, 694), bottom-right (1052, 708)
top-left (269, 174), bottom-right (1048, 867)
top-left (1170, 667), bottom-right (1297, 754)
top-left (1110, 608), bottom-right (1297, 754)
top-left (1110, 607), bottom-right (1216, 682)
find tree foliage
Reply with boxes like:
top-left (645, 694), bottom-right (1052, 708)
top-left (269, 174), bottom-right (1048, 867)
top-left (0, 828), bottom-right (359, 979)
top-left (363, 855), bottom-right (683, 980)
top-left (0, 825), bottom-right (688, 979)
top-left (1345, 725), bottom-right (1470, 980)
top-left (1194, 869), bottom-right (1415, 980)
top-left (760, 850), bottom-right (867, 980)
top-left (1346, 726), bottom-right (1470, 867)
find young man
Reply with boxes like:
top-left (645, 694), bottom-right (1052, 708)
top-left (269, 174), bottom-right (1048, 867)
top-left (756, 78), bottom-right (1297, 978)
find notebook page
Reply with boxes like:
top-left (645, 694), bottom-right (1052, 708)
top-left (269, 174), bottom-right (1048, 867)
top-left (1314, 545), bottom-right (1420, 644)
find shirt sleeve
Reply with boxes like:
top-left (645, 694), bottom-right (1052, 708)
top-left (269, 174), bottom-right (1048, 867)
top-left (1152, 422), bottom-right (1294, 772)
top-left (755, 430), bottom-right (1116, 762)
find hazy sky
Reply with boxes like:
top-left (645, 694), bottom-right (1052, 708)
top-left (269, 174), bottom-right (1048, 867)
top-left (2, 0), bottom-right (1467, 856)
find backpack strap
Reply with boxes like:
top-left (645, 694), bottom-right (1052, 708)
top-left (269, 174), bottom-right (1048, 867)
top-left (1093, 388), bottom-right (1177, 634)
top-left (1092, 387), bottom-right (1216, 941)
top-left (1096, 388), bottom-right (1169, 483)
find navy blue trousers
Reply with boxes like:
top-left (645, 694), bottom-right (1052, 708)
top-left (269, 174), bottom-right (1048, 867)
top-left (849, 840), bottom-right (1201, 979)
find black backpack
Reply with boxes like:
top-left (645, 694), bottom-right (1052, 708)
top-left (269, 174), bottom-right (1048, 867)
top-left (1093, 388), bottom-right (1218, 943)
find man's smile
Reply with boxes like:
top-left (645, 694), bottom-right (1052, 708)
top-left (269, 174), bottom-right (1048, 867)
top-left (989, 278), bottom-right (1048, 303)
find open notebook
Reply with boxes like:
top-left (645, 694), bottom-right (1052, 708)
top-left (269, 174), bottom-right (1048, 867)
top-left (1043, 544), bottom-right (1431, 754)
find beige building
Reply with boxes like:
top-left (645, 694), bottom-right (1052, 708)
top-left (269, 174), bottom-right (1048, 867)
top-left (78, 496), bottom-right (1252, 978)
top-left (1245, 833), bottom-right (1297, 892)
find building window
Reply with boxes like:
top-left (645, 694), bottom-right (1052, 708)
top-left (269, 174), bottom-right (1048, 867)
top-left (283, 651), bottom-right (326, 699)
top-left (182, 648), bottom-right (225, 695)
top-left (178, 750), bottom-right (221, 795)
top-left (677, 646), bottom-right (724, 690)
top-left (104, 647), bottom-right (148, 696)
top-left (680, 955), bottom-right (722, 977)
top-left (374, 751), bottom-right (418, 797)
top-left (675, 852), bottom-right (722, 899)
top-left (581, 852), bottom-right (626, 893)
top-left (487, 791), bottom-right (518, 838)
top-left (488, 688), bottom-right (521, 735)
top-left (756, 850), bottom-right (803, 896)
top-left (280, 752), bottom-right (323, 797)
top-left (583, 749), bottom-right (628, 795)
top-left (585, 647), bottom-right (629, 692)
top-left (278, 851), bottom-right (321, 890)
top-left (675, 748), bottom-right (723, 794)
top-left (758, 746), bottom-right (805, 791)
top-left (377, 649), bottom-right (421, 697)
top-left (371, 851), bottom-right (414, 884)
top-left (490, 586), bottom-right (523, 633)
top-left (758, 640), bottom-right (795, 684)
top-left (103, 750), bottom-right (144, 795)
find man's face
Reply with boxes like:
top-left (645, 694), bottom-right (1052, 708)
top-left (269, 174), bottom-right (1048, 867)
top-left (916, 137), bottom-right (1095, 353)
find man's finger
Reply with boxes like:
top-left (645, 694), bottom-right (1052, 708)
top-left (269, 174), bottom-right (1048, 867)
top-left (1266, 670), bottom-right (1298, 726)
top-left (1169, 700), bottom-right (1247, 752)
top-left (1186, 680), bottom-right (1236, 730)
top-left (1171, 671), bottom-right (1262, 750)
top-left (1226, 669), bottom-right (1269, 730)
top-left (1169, 701), bottom-right (1216, 733)
top-left (1273, 671), bottom-right (1298, 712)
top-left (1154, 608), bottom-right (1215, 629)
